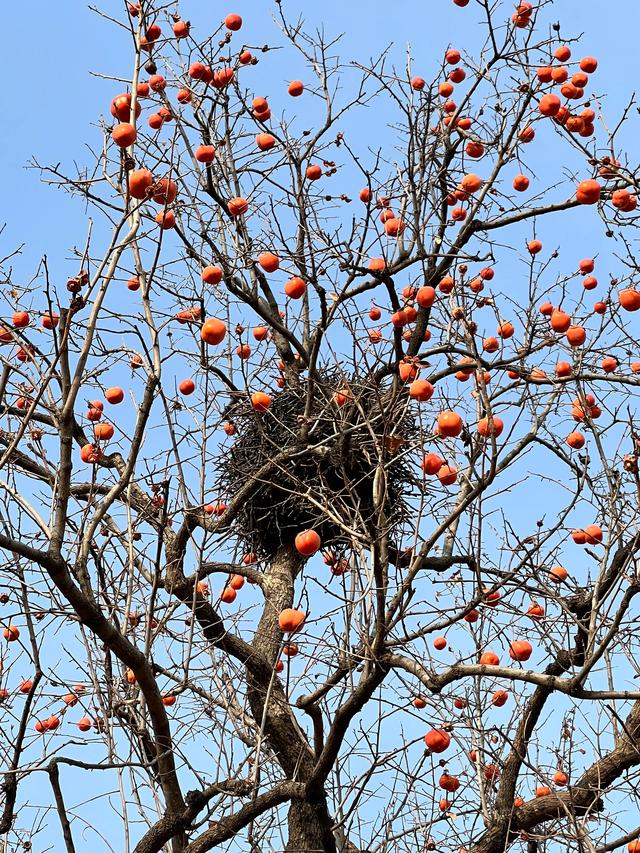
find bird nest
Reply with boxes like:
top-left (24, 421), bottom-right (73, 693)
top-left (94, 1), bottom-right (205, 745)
top-left (217, 371), bottom-right (418, 559)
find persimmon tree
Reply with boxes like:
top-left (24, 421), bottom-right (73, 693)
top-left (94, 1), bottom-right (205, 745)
top-left (3, 1), bottom-right (640, 851)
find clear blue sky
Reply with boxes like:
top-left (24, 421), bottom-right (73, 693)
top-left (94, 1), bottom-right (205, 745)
top-left (2, 1), bottom-right (640, 851)
top-left (2, 0), bottom-right (634, 287)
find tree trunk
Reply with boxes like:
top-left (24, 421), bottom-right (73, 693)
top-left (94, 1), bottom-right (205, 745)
top-left (285, 799), bottom-right (337, 853)
top-left (247, 543), bottom-right (338, 853)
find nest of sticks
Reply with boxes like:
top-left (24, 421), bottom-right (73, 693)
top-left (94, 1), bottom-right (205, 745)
top-left (217, 371), bottom-right (418, 559)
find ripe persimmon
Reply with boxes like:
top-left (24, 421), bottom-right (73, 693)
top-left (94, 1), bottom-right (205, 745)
top-left (149, 74), bottom-right (166, 92)
top-left (256, 133), bottom-right (276, 151)
top-left (129, 169), bottom-right (153, 200)
top-left (176, 307), bottom-right (201, 324)
top-left (509, 640), bottom-right (532, 661)
top-left (368, 258), bottom-right (386, 273)
top-left (576, 179), bottom-right (601, 204)
top-left (439, 773), bottom-right (460, 792)
top-left (466, 141), bottom-right (485, 158)
top-left (483, 336), bottom-right (499, 353)
top-left (111, 93), bottom-right (141, 122)
top-left (612, 190), bottom-right (637, 213)
top-left (482, 588), bottom-right (500, 608)
top-left (477, 416), bottom-right (504, 437)
top-left (424, 729), bottom-right (451, 753)
top-left (202, 265), bottom-right (223, 285)
top-left (173, 20), bottom-right (189, 38)
top-left (3, 625), bottom-right (19, 641)
top-left (528, 602), bottom-right (544, 620)
top-left (492, 689), bottom-right (508, 707)
top-left (80, 443), bottom-right (102, 463)
top-left (224, 13), bottom-right (242, 30)
top-left (200, 318), bottom-right (227, 345)
top-left (278, 608), bottom-right (305, 632)
top-left (549, 565), bottom-right (568, 583)
top-left (384, 217), bottom-right (406, 237)
top-left (152, 179), bottom-right (177, 205)
top-left (333, 388), bottom-right (352, 406)
top-left (584, 523), bottom-right (603, 544)
top-left (566, 325), bottom-right (586, 347)
top-left (94, 423), bottom-right (114, 441)
top-left (112, 123), bottom-right (137, 147)
top-left (228, 197), bottom-right (248, 216)
top-left (12, 311), bottom-right (29, 328)
top-left (294, 529), bottom-right (321, 557)
top-left (284, 277), bottom-right (306, 299)
top-left (460, 173), bottom-right (482, 194)
top-left (437, 465), bottom-right (458, 485)
top-left (619, 289), bottom-right (640, 311)
top-left (409, 379), bottom-right (434, 402)
top-left (538, 94), bottom-right (561, 116)
top-left (438, 411), bottom-right (463, 437)
top-left (566, 432), bottom-right (585, 449)
top-left (580, 56), bottom-right (598, 73)
top-left (195, 145), bottom-right (216, 163)
top-left (421, 453), bottom-right (444, 475)
top-left (155, 210), bottom-right (175, 229)
top-left (251, 392), bottom-right (272, 412)
top-left (253, 326), bottom-right (269, 341)
top-left (213, 68), bottom-right (235, 88)
top-left (552, 67), bottom-right (569, 84)
top-left (416, 285), bottom-right (436, 308)
top-left (512, 2), bottom-right (533, 26)
top-left (550, 309), bottom-right (571, 333)
top-left (220, 587), bottom-right (236, 604)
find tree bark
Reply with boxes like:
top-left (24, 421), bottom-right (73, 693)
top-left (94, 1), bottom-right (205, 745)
top-left (285, 799), bottom-right (337, 853)
top-left (247, 543), bottom-right (337, 853)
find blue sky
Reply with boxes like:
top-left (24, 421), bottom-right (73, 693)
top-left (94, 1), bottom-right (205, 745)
top-left (2, 0), bottom-right (633, 283)
top-left (3, 1), bottom-right (640, 851)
